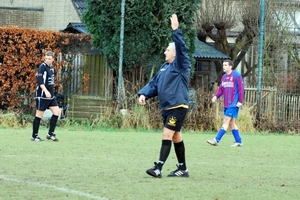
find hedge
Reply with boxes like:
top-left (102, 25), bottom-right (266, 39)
top-left (0, 26), bottom-right (90, 111)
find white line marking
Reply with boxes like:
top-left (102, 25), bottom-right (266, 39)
top-left (0, 175), bottom-right (108, 200)
top-left (2, 154), bottom-right (98, 160)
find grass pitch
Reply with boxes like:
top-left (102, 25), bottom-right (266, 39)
top-left (0, 127), bottom-right (299, 200)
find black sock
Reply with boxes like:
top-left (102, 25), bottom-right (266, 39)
top-left (32, 116), bottom-right (41, 137)
top-left (158, 140), bottom-right (172, 168)
top-left (48, 115), bottom-right (58, 135)
top-left (174, 141), bottom-right (186, 170)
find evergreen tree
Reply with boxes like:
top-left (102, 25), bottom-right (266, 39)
top-left (83, 0), bottom-right (202, 78)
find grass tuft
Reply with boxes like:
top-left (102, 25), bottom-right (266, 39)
top-left (0, 111), bottom-right (20, 128)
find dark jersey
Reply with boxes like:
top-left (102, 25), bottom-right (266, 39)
top-left (34, 62), bottom-right (55, 98)
top-left (138, 29), bottom-right (191, 110)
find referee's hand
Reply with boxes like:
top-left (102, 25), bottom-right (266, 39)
top-left (170, 14), bottom-right (179, 30)
top-left (139, 95), bottom-right (146, 105)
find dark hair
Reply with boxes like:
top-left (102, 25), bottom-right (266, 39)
top-left (223, 59), bottom-right (233, 67)
top-left (45, 51), bottom-right (55, 57)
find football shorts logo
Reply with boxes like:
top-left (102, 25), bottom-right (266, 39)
top-left (167, 116), bottom-right (177, 127)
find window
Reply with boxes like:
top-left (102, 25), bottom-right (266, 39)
top-left (196, 61), bottom-right (210, 71)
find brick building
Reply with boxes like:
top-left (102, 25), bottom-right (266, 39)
top-left (0, 0), bottom-right (82, 31)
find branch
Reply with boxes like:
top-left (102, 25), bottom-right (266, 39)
top-left (242, 64), bottom-right (257, 78)
top-left (202, 23), bottom-right (218, 42)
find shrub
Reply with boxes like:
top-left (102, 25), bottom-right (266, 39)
top-left (0, 111), bottom-right (20, 128)
top-left (0, 26), bottom-right (90, 111)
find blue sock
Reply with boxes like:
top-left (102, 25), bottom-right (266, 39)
top-left (215, 128), bottom-right (226, 143)
top-left (232, 129), bottom-right (242, 143)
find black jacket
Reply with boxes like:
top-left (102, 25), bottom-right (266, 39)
top-left (138, 29), bottom-right (191, 110)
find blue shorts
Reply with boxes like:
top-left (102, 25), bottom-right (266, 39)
top-left (223, 107), bottom-right (239, 118)
top-left (161, 107), bottom-right (188, 131)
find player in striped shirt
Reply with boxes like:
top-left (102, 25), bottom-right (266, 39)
top-left (207, 60), bottom-right (244, 147)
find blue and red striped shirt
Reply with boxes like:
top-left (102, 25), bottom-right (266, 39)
top-left (215, 70), bottom-right (244, 108)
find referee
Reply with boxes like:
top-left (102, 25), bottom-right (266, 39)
top-left (31, 51), bottom-right (59, 142)
top-left (138, 14), bottom-right (190, 178)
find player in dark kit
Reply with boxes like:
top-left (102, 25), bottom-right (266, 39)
top-left (31, 51), bottom-right (60, 142)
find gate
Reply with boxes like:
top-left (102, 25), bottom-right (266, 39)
top-left (84, 54), bottom-right (113, 97)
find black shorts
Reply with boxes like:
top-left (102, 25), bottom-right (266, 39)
top-left (35, 97), bottom-right (58, 111)
top-left (161, 107), bottom-right (188, 131)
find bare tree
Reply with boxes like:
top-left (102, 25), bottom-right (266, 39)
top-left (263, 0), bottom-right (300, 93)
top-left (196, 0), bottom-right (300, 90)
top-left (196, 0), bottom-right (260, 77)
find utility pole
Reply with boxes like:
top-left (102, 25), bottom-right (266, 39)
top-left (256, 0), bottom-right (265, 128)
top-left (117, 0), bottom-right (126, 111)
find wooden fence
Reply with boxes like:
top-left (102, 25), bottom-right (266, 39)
top-left (244, 87), bottom-right (300, 122)
top-left (56, 53), bottom-right (113, 97)
top-left (84, 54), bottom-right (113, 98)
top-left (67, 54), bottom-right (114, 118)
top-left (62, 53), bottom-right (298, 123)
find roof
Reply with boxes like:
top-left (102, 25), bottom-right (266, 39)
top-left (60, 22), bottom-right (100, 54)
top-left (61, 22), bottom-right (88, 34)
top-left (71, 0), bottom-right (86, 20)
top-left (193, 39), bottom-right (231, 60)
